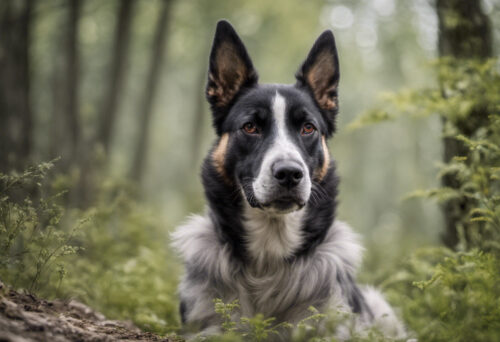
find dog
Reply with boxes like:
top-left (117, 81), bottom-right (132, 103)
top-left (172, 20), bottom-right (405, 340)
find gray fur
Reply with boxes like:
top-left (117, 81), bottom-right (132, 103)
top-left (171, 209), bottom-right (406, 340)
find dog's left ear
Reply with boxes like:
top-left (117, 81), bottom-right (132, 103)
top-left (206, 20), bottom-right (258, 131)
top-left (296, 30), bottom-right (340, 135)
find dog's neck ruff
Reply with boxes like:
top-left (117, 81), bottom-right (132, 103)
top-left (242, 203), bottom-right (305, 269)
top-left (171, 210), bottom-right (364, 281)
top-left (171, 213), bottom-right (363, 318)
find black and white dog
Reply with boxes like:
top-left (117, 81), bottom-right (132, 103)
top-left (172, 20), bottom-right (405, 340)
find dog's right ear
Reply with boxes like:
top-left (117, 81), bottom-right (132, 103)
top-left (206, 20), bottom-right (258, 131)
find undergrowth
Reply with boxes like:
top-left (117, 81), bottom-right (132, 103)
top-left (350, 58), bottom-right (500, 342)
top-left (0, 160), bottom-right (85, 294)
top-left (197, 300), bottom-right (400, 342)
top-left (0, 161), bottom-right (182, 336)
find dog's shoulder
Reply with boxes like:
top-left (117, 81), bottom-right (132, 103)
top-left (317, 220), bottom-right (364, 273)
top-left (171, 213), bottom-right (219, 263)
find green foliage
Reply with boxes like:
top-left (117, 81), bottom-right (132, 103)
top-left (295, 306), bottom-right (327, 333)
top-left (210, 299), bottom-right (293, 341)
top-left (56, 180), bottom-right (182, 334)
top-left (350, 58), bottom-right (500, 342)
top-left (207, 300), bottom-right (401, 342)
top-left (404, 115), bottom-right (500, 252)
top-left (384, 248), bottom-right (500, 342)
top-left (240, 314), bottom-right (291, 342)
top-left (0, 160), bottom-right (84, 294)
top-left (0, 161), bottom-right (182, 336)
top-left (214, 299), bottom-right (241, 333)
top-left (351, 59), bottom-right (500, 251)
top-left (349, 59), bottom-right (500, 128)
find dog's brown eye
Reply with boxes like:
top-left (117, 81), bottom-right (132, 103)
top-left (243, 122), bottom-right (258, 134)
top-left (301, 123), bottom-right (316, 135)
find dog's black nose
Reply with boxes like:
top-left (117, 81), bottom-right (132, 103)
top-left (273, 161), bottom-right (303, 188)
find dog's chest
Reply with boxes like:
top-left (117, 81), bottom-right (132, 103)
top-left (233, 262), bottom-right (307, 320)
top-left (234, 207), bottom-right (332, 319)
top-left (242, 205), bottom-right (305, 268)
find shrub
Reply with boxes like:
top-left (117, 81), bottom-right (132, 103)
top-left (0, 160), bottom-right (84, 294)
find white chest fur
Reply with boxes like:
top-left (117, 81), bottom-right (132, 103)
top-left (242, 204), bottom-right (305, 271)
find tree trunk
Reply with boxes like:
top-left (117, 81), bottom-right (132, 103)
top-left (189, 58), bottom-right (208, 168)
top-left (48, 43), bottom-right (65, 162)
top-left (66, 0), bottom-right (81, 158)
top-left (130, 0), bottom-right (173, 185)
top-left (436, 0), bottom-right (493, 248)
top-left (72, 0), bottom-right (135, 207)
top-left (97, 0), bottom-right (135, 156)
top-left (48, 0), bottom-right (81, 170)
top-left (0, 0), bottom-right (35, 172)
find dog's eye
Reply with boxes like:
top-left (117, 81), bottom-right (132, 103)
top-left (301, 123), bottom-right (316, 135)
top-left (242, 122), bottom-right (259, 134)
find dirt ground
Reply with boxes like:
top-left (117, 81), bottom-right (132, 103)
top-left (0, 281), bottom-right (174, 342)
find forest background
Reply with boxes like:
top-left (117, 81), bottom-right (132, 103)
top-left (1, 0), bottom-right (499, 341)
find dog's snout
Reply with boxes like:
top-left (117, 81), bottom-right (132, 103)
top-left (272, 161), bottom-right (303, 189)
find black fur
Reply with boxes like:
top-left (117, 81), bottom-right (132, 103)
top-left (194, 19), bottom-right (372, 319)
top-left (201, 155), bottom-right (247, 261)
top-left (202, 21), bottom-right (341, 261)
top-left (179, 299), bottom-right (187, 324)
top-left (337, 272), bottom-right (374, 319)
top-left (295, 163), bottom-right (338, 257)
top-left (201, 84), bottom-right (338, 261)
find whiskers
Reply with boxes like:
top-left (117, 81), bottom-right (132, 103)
top-left (309, 182), bottom-right (330, 207)
top-left (238, 177), bottom-right (257, 205)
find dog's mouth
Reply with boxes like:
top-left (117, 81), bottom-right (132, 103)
top-left (240, 178), bottom-right (308, 214)
top-left (262, 196), bottom-right (305, 212)
top-left (247, 190), bottom-right (306, 214)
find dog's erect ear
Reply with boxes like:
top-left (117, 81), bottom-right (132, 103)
top-left (206, 20), bottom-right (258, 124)
top-left (296, 30), bottom-right (340, 135)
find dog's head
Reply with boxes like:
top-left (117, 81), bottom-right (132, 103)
top-left (206, 20), bottom-right (339, 215)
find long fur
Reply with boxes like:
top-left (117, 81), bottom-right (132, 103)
top-left (171, 207), bottom-right (405, 339)
top-left (171, 20), bottom-right (406, 340)
top-left (172, 214), bottom-right (363, 324)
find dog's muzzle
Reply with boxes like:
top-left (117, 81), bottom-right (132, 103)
top-left (250, 158), bottom-right (310, 213)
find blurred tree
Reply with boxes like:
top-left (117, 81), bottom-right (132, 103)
top-left (189, 54), bottom-right (209, 169)
top-left (49, 9), bottom-right (65, 163)
top-left (98, 0), bottom-right (136, 155)
top-left (48, 0), bottom-right (81, 171)
top-left (66, 0), bottom-right (82, 160)
top-left (0, 0), bottom-right (35, 172)
top-left (130, 0), bottom-right (173, 185)
top-left (436, 0), bottom-right (493, 247)
top-left (76, 0), bottom-right (136, 207)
